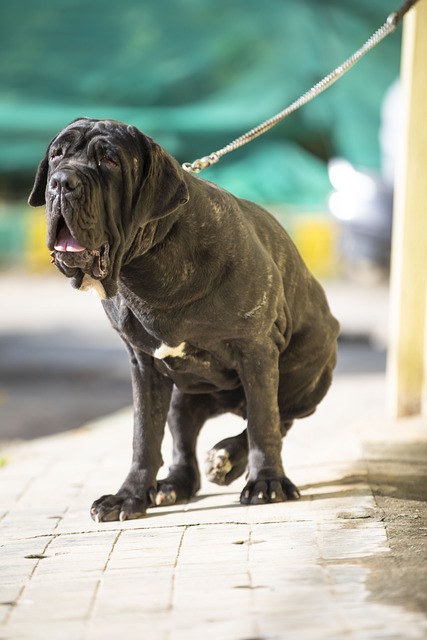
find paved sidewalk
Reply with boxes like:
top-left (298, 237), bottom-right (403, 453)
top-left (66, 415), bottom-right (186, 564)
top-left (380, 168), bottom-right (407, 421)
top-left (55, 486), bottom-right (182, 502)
top-left (1, 371), bottom-right (427, 640)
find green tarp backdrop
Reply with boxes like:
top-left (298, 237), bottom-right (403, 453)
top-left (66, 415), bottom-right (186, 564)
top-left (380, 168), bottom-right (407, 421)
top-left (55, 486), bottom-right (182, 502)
top-left (0, 0), bottom-right (401, 206)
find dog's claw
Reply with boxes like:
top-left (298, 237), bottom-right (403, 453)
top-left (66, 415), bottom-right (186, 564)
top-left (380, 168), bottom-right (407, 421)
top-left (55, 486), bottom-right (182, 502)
top-left (90, 492), bottom-right (152, 522)
top-left (156, 465), bottom-right (200, 505)
top-left (240, 476), bottom-right (300, 505)
top-left (155, 488), bottom-right (177, 506)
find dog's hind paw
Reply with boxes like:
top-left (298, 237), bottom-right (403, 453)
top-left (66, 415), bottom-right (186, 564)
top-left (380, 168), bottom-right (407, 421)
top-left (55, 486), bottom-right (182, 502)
top-left (205, 448), bottom-right (233, 485)
top-left (205, 433), bottom-right (248, 486)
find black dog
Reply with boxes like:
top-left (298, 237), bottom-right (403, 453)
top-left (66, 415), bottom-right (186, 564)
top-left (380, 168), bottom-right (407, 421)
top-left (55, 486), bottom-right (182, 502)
top-left (29, 118), bottom-right (339, 521)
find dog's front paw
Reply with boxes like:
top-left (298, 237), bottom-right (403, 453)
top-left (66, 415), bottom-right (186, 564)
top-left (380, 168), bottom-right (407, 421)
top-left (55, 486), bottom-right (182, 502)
top-left (90, 489), bottom-right (155, 522)
top-left (240, 476), bottom-right (301, 505)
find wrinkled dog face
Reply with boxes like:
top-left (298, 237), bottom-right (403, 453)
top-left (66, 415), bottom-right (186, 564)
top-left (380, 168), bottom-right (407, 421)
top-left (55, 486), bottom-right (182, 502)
top-left (28, 118), bottom-right (189, 296)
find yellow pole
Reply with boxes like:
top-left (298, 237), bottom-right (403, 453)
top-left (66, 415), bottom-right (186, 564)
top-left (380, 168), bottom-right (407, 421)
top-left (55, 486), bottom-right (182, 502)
top-left (387, 0), bottom-right (427, 417)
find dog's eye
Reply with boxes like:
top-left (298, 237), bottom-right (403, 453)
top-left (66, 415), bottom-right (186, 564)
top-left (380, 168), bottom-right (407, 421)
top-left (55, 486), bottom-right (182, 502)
top-left (50, 148), bottom-right (63, 161)
top-left (99, 155), bottom-right (119, 169)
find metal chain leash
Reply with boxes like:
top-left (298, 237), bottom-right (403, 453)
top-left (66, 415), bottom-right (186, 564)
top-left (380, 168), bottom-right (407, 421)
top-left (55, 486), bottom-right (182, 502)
top-left (182, 0), bottom-right (419, 174)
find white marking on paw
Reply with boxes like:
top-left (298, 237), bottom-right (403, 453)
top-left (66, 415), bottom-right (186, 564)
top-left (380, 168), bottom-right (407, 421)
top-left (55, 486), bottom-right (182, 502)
top-left (205, 448), bottom-right (233, 484)
top-left (212, 448), bottom-right (232, 474)
top-left (80, 275), bottom-right (107, 300)
top-left (154, 342), bottom-right (187, 360)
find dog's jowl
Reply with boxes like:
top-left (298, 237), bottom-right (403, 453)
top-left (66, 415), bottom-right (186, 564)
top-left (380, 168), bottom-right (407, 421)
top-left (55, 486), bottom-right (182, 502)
top-left (29, 118), bottom-right (339, 522)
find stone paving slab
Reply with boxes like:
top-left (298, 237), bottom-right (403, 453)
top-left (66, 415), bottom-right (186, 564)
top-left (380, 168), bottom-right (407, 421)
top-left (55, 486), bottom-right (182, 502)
top-left (1, 374), bottom-right (427, 640)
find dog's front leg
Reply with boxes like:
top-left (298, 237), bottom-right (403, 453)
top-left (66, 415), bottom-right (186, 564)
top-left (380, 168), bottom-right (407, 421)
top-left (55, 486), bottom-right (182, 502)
top-left (91, 348), bottom-right (173, 522)
top-left (236, 342), bottom-right (300, 505)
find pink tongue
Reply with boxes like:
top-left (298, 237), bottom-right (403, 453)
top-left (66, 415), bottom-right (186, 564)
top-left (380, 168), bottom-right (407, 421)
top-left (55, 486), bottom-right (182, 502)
top-left (54, 226), bottom-right (86, 252)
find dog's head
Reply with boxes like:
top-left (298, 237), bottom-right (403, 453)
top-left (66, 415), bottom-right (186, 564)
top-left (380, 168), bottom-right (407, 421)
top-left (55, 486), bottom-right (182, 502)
top-left (29, 118), bottom-right (189, 297)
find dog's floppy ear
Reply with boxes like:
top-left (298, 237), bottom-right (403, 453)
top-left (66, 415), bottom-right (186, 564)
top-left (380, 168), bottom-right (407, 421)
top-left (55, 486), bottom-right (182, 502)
top-left (28, 155), bottom-right (49, 207)
top-left (134, 133), bottom-right (190, 223)
top-left (28, 118), bottom-right (90, 207)
top-left (28, 119), bottom-right (85, 207)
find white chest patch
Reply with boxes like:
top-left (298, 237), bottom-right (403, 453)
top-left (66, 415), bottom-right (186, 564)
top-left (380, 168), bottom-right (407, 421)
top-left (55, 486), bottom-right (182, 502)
top-left (80, 275), bottom-right (107, 300)
top-left (154, 342), bottom-right (187, 360)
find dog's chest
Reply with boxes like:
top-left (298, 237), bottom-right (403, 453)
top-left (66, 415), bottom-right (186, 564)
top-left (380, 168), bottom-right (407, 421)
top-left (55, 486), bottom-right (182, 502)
top-left (153, 344), bottom-right (240, 392)
top-left (103, 293), bottom-right (240, 392)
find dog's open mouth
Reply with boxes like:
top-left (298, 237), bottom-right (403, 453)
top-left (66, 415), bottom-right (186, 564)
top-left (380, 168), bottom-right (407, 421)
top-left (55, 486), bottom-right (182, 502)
top-left (52, 219), bottom-right (110, 279)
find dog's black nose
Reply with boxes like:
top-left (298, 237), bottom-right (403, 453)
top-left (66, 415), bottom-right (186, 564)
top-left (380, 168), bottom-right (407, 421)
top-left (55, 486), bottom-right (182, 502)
top-left (49, 170), bottom-right (80, 193)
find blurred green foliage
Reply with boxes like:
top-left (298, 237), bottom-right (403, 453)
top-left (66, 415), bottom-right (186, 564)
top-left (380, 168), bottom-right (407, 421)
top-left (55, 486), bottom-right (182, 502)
top-left (0, 0), bottom-right (401, 205)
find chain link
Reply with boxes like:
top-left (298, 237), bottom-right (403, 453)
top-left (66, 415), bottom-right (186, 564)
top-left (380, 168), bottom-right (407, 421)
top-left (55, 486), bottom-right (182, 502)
top-left (182, 0), bottom-right (418, 174)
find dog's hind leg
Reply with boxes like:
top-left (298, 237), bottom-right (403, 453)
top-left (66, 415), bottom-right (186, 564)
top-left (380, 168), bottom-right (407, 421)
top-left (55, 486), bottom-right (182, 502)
top-left (206, 419), bottom-right (293, 486)
top-left (205, 431), bottom-right (248, 486)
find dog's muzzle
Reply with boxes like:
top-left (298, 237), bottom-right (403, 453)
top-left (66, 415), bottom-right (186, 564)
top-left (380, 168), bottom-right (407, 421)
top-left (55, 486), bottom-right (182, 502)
top-left (48, 168), bottom-right (110, 279)
top-left (50, 217), bottom-right (110, 279)
top-left (52, 244), bottom-right (110, 279)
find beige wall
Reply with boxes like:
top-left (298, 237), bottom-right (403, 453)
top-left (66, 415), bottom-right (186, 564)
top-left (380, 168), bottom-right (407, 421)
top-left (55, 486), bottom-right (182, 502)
top-left (387, 0), bottom-right (427, 417)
